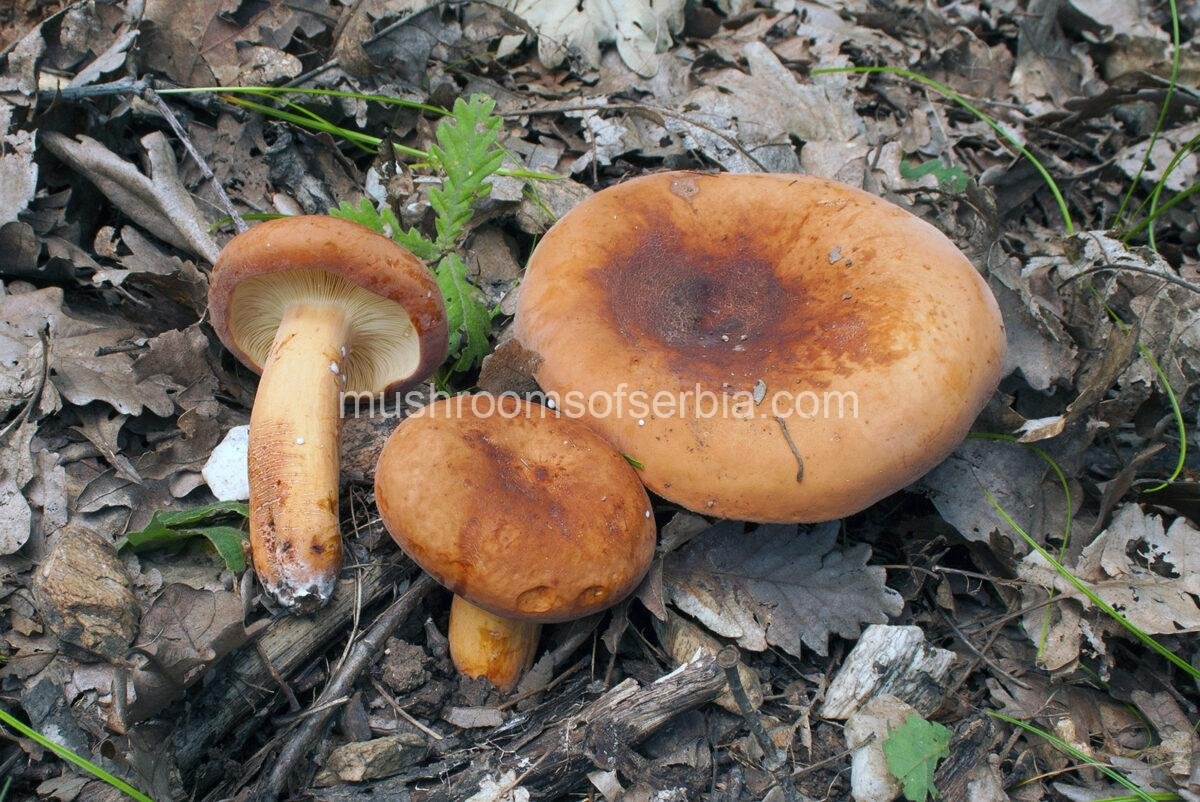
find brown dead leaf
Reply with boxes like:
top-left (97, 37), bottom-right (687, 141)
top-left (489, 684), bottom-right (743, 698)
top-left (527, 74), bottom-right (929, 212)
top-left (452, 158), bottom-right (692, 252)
top-left (1131, 690), bottom-right (1199, 782)
top-left (135, 583), bottom-right (245, 688)
top-left (140, 0), bottom-right (262, 86)
top-left (50, 328), bottom-right (176, 417)
top-left (0, 286), bottom-right (95, 419)
top-left (40, 130), bottom-right (219, 263)
top-left (674, 42), bottom-right (863, 174)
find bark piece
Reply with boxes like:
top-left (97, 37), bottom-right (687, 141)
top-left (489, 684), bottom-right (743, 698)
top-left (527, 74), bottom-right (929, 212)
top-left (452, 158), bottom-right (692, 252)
top-left (820, 625), bottom-right (957, 720)
top-left (416, 652), bottom-right (724, 801)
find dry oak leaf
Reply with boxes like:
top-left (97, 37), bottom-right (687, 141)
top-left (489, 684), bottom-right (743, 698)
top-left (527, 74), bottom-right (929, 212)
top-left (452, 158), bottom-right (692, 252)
top-left (1019, 504), bottom-right (1200, 666)
top-left (0, 104), bottom-right (37, 225)
top-left (664, 521), bottom-right (902, 658)
top-left (497, 0), bottom-right (685, 77)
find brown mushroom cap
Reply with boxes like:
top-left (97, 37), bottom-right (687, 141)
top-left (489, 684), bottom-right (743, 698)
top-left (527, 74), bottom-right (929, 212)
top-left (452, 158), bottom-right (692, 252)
top-left (209, 215), bottom-right (448, 394)
top-left (375, 395), bottom-right (656, 623)
top-left (513, 171), bottom-right (1006, 522)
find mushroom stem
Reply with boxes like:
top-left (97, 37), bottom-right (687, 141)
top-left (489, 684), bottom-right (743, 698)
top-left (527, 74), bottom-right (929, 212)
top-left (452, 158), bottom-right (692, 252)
top-left (448, 595), bottom-right (540, 691)
top-left (248, 302), bottom-right (350, 612)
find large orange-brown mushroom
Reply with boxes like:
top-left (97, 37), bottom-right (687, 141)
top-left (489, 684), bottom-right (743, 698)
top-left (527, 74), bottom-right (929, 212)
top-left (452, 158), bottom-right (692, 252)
top-left (514, 171), bottom-right (1006, 523)
top-left (375, 394), bottom-right (656, 690)
top-left (209, 216), bottom-right (447, 611)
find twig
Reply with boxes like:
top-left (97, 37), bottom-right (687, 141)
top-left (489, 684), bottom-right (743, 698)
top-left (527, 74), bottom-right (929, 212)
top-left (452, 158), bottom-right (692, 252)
top-left (1056, 262), bottom-right (1200, 296)
top-left (144, 88), bottom-right (248, 234)
top-left (255, 641), bottom-right (301, 712)
top-left (792, 742), bottom-right (862, 779)
top-left (369, 677), bottom-right (444, 740)
top-left (422, 653), bottom-right (725, 801)
top-left (253, 573), bottom-right (435, 801)
top-left (934, 602), bottom-right (1029, 689)
top-left (32, 77), bottom-right (152, 102)
top-left (507, 102), bottom-right (771, 173)
top-left (718, 646), bottom-right (783, 769)
top-left (773, 416), bottom-right (804, 482)
top-left (498, 657), bottom-right (588, 712)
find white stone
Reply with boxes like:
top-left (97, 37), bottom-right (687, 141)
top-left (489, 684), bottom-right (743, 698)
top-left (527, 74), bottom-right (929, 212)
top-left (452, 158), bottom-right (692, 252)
top-left (202, 425), bottom-right (250, 501)
top-left (846, 694), bottom-right (916, 802)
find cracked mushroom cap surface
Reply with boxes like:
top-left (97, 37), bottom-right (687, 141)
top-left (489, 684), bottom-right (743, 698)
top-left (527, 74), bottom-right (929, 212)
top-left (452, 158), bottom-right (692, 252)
top-left (513, 171), bottom-right (1007, 523)
top-left (375, 395), bottom-right (656, 623)
top-left (208, 215), bottom-right (448, 394)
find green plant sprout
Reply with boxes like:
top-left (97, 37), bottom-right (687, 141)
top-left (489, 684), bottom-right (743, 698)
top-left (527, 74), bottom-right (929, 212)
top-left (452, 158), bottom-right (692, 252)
top-left (882, 714), bottom-right (951, 801)
top-left (900, 158), bottom-right (969, 193)
top-left (329, 94), bottom-right (515, 380)
top-left (1118, 132), bottom-right (1198, 246)
top-left (0, 708), bottom-right (153, 802)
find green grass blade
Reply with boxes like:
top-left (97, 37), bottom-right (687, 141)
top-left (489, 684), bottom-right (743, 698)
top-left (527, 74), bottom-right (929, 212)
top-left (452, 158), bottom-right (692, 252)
top-left (813, 65), bottom-right (1075, 234)
top-left (1119, 133), bottom-right (1199, 233)
top-left (1122, 179), bottom-right (1200, 241)
top-left (983, 489), bottom-right (1200, 681)
top-left (1112, 0), bottom-right (1180, 244)
top-left (987, 712), bottom-right (1158, 802)
top-left (495, 167), bottom-right (561, 181)
top-left (221, 94), bottom-right (382, 147)
top-left (969, 433), bottom-right (1073, 660)
top-left (0, 708), bottom-right (154, 802)
top-left (1137, 345), bottom-right (1187, 492)
top-left (1091, 298), bottom-right (1187, 493)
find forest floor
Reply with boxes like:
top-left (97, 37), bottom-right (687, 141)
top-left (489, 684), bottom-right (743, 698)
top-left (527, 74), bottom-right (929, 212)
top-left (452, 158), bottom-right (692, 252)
top-left (1, 1), bottom-right (1199, 801)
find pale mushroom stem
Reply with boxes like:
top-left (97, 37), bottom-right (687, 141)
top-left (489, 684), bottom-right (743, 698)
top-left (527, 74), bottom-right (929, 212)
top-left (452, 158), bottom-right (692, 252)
top-left (448, 594), bottom-right (540, 691)
top-left (248, 302), bottom-right (351, 612)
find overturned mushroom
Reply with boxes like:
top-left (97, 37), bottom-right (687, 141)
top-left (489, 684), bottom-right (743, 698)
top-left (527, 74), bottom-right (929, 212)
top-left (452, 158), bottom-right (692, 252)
top-left (375, 394), bottom-right (656, 690)
top-left (514, 171), bottom-right (1006, 522)
top-left (209, 216), bottom-right (447, 611)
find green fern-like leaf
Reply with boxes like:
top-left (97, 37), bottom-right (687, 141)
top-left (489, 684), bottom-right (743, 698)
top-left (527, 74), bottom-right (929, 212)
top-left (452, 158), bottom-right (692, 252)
top-left (326, 93), bottom-right (508, 380)
top-left (329, 198), bottom-right (438, 261)
top-left (435, 253), bottom-right (494, 374)
top-left (428, 94), bottom-right (506, 251)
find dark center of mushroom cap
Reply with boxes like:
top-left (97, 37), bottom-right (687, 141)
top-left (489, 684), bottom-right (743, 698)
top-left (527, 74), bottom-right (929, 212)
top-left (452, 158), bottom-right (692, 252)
top-left (595, 220), bottom-right (915, 387)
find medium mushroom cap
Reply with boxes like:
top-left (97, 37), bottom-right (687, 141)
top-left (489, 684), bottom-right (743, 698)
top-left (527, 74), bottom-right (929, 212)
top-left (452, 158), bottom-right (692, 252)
top-left (514, 171), bottom-right (1006, 522)
top-left (209, 215), bottom-right (448, 394)
top-left (375, 395), bottom-right (656, 623)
